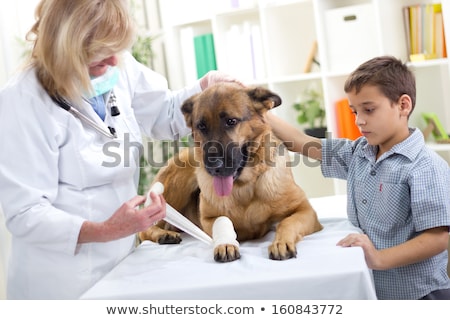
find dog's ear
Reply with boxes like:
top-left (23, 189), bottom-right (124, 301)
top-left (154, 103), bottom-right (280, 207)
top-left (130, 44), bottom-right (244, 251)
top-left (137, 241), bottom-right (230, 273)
top-left (181, 95), bottom-right (197, 128)
top-left (247, 87), bottom-right (282, 111)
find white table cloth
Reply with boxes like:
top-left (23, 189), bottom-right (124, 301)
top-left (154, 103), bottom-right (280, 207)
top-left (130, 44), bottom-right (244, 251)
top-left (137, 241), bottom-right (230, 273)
top-left (81, 195), bottom-right (377, 300)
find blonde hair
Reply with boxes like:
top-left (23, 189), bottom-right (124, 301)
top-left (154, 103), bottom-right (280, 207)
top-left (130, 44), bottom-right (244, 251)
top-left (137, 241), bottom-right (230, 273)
top-left (26, 0), bottom-right (136, 104)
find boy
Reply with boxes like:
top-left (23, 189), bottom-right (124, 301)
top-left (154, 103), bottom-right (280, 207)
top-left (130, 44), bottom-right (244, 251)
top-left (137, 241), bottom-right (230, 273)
top-left (267, 56), bottom-right (450, 299)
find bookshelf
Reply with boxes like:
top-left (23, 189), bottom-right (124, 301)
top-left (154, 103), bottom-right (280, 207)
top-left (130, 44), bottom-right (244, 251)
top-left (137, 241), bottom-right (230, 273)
top-left (158, 0), bottom-right (450, 197)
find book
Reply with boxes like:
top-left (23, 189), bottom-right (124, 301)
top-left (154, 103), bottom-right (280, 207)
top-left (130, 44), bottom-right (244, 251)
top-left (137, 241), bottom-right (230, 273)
top-left (194, 33), bottom-right (217, 79)
top-left (335, 98), bottom-right (362, 140)
top-left (403, 3), bottom-right (446, 61)
top-left (434, 4), bottom-right (447, 58)
top-left (250, 24), bottom-right (266, 80)
top-left (224, 22), bottom-right (265, 82)
top-left (403, 6), bottom-right (412, 58)
top-left (179, 27), bottom-right (197, 84)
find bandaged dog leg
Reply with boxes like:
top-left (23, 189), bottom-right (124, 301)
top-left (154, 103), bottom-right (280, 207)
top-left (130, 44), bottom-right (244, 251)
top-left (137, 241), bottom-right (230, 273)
top-left (212, 216), bottom-right (239, 248)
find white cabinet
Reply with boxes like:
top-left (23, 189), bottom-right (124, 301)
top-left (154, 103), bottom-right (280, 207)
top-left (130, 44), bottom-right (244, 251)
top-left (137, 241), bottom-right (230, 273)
top-left (158, 0), bottom-right (450, 196)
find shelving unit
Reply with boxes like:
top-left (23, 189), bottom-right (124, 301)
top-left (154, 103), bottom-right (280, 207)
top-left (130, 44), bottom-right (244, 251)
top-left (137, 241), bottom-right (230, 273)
top-left (158, 0), bottom-right (450, 197)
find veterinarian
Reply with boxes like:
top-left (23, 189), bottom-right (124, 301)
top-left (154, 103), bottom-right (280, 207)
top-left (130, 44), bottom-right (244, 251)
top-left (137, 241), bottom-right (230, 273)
top-left (267, 56), bottom-right (450, 300)
top-left (0, 0), bottom-right (240, 299)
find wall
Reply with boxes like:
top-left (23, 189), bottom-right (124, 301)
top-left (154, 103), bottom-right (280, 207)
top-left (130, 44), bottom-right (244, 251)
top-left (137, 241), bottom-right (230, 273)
top-left (0, 1), bottom-right (166, 87)
top-left (0, 1), bottom-right (38, 86)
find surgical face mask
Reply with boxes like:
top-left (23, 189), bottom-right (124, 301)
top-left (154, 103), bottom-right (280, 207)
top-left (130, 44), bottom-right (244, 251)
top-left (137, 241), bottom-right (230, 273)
top-left (88, 66), bottom-right (119, 98)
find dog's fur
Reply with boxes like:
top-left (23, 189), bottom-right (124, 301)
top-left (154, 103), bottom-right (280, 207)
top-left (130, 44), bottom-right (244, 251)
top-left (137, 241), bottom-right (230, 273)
top-left (139, 83), bottom-right (323, 262)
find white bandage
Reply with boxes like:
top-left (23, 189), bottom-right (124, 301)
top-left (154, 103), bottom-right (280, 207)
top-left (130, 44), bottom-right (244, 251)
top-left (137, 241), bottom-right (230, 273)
top-left (145, 182), bottom-right (164, 206)
top-left (144, 181), bottom-right (213, 244)
top-left (212, 216), bottom-right (239, 248)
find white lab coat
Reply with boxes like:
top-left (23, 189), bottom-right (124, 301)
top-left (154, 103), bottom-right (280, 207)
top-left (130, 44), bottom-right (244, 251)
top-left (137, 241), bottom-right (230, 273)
top-left (0, 51), bottom-right (200, 299)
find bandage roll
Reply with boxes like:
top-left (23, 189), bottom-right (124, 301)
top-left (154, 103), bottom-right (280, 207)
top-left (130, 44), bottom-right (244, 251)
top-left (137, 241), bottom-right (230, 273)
top-left (145, 182), bottom-right (164, 206)
top-left (212, 216), bottom-right (239, 247)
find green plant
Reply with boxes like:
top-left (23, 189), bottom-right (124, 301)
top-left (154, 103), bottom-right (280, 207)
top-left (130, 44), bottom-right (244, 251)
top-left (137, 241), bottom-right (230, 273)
top-left (292, 88), bottom-right (326, 129)
top-left (131, 35), bottom-right (155, 67)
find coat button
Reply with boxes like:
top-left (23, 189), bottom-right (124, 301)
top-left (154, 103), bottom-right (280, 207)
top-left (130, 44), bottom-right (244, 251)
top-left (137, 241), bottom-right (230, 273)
top-left (362, 199), bottom-right (367, 204)
top-left (370, 170), bottom-right (376, 176)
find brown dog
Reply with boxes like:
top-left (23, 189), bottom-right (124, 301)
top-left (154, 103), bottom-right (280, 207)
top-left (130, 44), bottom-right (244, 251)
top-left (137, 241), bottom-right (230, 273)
top-left (139, 83), bottom-right (323, 262)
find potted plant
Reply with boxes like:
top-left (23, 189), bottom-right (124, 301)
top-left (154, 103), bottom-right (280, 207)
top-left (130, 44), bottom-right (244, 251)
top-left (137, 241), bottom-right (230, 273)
top-left (292, 87), bottom-right (327, 138)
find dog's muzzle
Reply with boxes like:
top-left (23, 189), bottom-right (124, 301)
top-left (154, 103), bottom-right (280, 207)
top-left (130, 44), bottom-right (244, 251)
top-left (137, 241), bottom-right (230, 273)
top-left (203, 141), bottom-right (248, 196)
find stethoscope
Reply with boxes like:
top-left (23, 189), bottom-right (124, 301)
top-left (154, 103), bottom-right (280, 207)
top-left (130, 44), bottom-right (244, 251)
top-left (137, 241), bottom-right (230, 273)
top-left (51, 91), bottom-right (120, 139)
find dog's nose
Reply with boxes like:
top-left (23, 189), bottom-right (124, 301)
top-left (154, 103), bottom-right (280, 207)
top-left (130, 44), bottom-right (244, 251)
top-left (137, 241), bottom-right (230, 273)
top-left (204, 142), bottom-right (225, 171)
top-left (206, 158), bottom-right (224, 172)
top-left (203, 141), bottom-right (241, 177)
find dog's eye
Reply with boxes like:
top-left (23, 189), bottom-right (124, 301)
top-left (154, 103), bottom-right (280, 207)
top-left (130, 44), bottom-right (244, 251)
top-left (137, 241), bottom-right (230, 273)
top-left (226, 118), bottom-right (239, 127)
top-left (197, 122), bottom-right (207, 132)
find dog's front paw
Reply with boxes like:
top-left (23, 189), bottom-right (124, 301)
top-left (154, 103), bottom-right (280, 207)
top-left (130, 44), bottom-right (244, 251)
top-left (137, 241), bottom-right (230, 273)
top-left (268, 241), bottom-right (297, 260)
top-left (139, 226), bottom-right (182, 245)
top-left (158, 232), bottom-right (182, 244)
top-left (214, 244), bottom-right (241, 262)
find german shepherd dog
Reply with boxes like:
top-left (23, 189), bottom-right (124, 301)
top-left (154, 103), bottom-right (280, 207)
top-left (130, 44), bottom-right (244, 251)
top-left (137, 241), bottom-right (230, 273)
top-left (139, 83), bottom-right (323, 262)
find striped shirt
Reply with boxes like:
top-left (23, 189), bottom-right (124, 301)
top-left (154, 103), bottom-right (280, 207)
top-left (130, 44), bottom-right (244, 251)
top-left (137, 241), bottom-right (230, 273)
top-left (321, 128), bottom-right (450, 299)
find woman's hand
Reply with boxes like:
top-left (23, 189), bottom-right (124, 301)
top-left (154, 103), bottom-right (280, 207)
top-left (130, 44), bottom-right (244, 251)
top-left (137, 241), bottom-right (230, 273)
top-left (78, 192), bottom-right (166, 243)
top-left (199, 70), bottom-right (244, 90)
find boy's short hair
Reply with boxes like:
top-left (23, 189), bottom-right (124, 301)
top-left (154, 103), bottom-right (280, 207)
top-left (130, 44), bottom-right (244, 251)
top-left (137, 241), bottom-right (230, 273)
top-left (344, 56), bottom-right (416, 112)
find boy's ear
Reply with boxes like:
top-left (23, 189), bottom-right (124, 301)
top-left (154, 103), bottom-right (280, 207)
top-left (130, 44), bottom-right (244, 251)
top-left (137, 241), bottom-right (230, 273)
top-left (399, 94), bottom-right (412, 117)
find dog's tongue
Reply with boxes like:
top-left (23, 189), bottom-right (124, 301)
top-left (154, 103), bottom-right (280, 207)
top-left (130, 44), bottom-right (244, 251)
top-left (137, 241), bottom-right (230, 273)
top-left (213, 176), bottom-right (234, 197)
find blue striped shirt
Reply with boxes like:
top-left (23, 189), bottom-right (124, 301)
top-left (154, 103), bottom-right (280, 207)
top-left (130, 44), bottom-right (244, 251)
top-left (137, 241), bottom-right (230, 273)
top-left (321, 128), bottom-right (450, 299)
